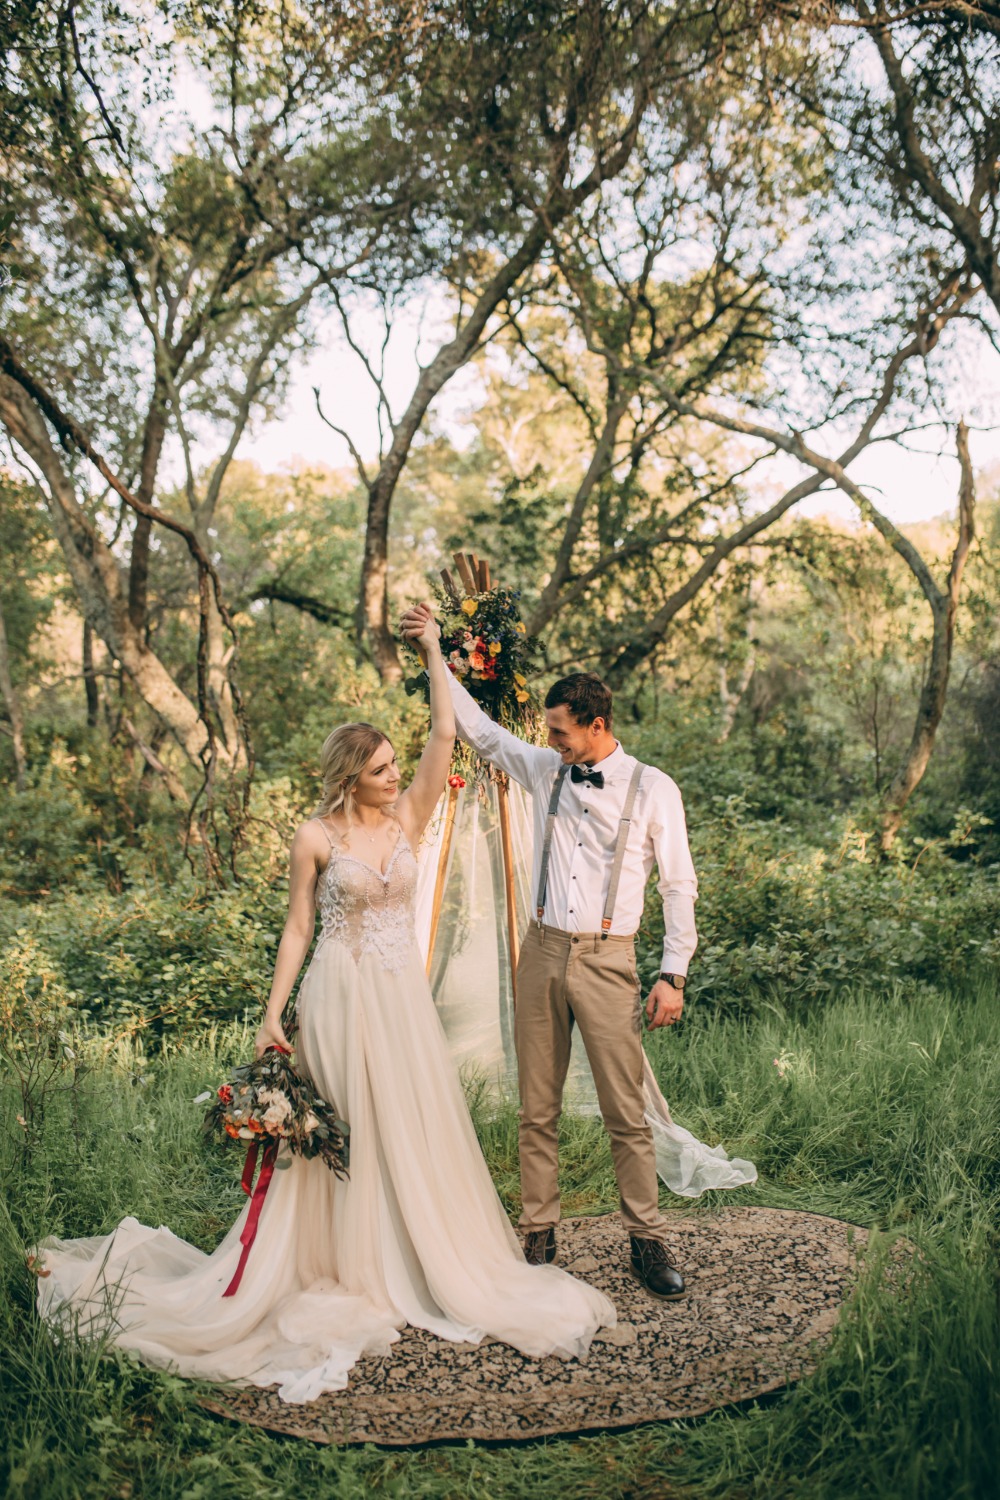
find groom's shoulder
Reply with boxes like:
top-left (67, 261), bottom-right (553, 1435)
top-left (631, 757), bottom-right (685, 803)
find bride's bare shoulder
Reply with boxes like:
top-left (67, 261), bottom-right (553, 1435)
top-left (290, 818), bottom-right (335, 862)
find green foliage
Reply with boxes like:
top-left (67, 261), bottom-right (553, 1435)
top-left (634, 792), bottom-right (1000, 1008)
top-left (6, 879), bottom-right (285, 1039)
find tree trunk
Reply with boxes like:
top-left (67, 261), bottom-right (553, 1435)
top-left (355, 233), bottom-right (551, 679)
top-left (713, 565), bottom-right (757, 743)
top-left (0, 595), bottom-right (27, 791)
top-left (355, 79), bottom-right (652, 678)
top-left (879, 421), bottom-right (976, 850)
top-left (0, 374), bottom-right (220, 768)
top-left (82, 620), bottom-right (100, 727)
top-left (127, 375), bottom-right (169, 632)
top-left (526, 390), bottom-right (630, 636)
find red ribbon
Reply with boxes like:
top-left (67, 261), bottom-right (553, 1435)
top-left (223, 1138), bottom-right (279, 1297)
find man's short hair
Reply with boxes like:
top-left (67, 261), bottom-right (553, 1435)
top-left (544, 672), bottom-right (614, 732)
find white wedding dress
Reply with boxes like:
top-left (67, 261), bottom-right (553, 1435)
top-left (35, 827), bottom-right (616, 1403)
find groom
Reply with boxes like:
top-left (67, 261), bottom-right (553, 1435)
top-left (402, 604), bottom-right (698, 1298)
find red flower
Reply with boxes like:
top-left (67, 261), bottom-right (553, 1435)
top-left (448, 774), bottom-right (466, 789)
top-left (218, 1084), bottom-right (233, 1103)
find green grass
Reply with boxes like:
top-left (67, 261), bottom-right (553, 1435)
top-left (2, 978), bottom-right (999, 1499)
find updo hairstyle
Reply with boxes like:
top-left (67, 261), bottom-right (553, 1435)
top-left (315, 722), bottom-right (394, 844)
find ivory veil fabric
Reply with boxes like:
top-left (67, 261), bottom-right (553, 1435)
top-left (35, 830), bottom-right (615, 1404)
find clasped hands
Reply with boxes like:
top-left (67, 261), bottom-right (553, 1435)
top-left (400, 602), bottom-right (440, 656)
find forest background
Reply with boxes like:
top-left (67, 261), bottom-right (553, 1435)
top-left (1, 3), bottom-right (999, 1497)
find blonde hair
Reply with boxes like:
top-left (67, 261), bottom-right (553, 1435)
top-left (315, 722), bottom-right (393, 843)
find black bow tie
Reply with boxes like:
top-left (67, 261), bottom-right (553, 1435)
top-left (571, 764), bottom-right (604, 789)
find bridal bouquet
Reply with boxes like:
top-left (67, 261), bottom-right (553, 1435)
top-left (201, 1045), bottom-right (350, 1175)
top-left (199, 1046), bottom-right (349, 1296)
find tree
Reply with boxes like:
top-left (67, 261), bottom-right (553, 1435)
top-left (776, 3), bottom-right (1000, 318)
top-left (321, 0), bottom-right (768, 677)
top-left (0, 0), bottom-right (438, 802)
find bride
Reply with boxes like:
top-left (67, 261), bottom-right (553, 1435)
top-left (34, 614), bottom-right (615, 1403)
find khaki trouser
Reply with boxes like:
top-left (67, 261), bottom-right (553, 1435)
top-left (514, 922), bottom-right (668, 1240)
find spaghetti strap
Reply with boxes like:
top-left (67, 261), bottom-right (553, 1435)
top-left (312, 817), bottom-right (338, 851)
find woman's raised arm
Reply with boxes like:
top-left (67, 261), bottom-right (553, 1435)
top-left (396, 607), bottom-right (455, 845)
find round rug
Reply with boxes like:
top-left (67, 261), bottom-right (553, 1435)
top-left (198, 1206), bottom-right (867, 1446)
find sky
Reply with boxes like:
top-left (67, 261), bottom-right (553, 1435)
top-left (236, 303), bottom-right (1000, 532)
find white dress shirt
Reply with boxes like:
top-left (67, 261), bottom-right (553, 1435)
top-left (445, 674), bottom-right (699, 976)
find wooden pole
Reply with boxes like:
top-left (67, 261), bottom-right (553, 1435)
top-left (426, 781), bottom-right (462, 977)
top-left (497, 776), bottom-right (520, 1003)
top-left (452, 551), bottom-right (478, 596)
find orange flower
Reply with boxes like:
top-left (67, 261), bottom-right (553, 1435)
top-left (224, 1121), bottom-right (242, 1139)
top-left (468, 652), bottom-right (485, 670)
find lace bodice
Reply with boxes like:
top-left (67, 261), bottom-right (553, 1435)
top-left (315, 823), bottom-right (419, 975)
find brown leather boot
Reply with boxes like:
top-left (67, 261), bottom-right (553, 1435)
top-left (523, 1228), bottom-right (557, 1266)
top-left (629, 1235), bottom-right (686, 1299)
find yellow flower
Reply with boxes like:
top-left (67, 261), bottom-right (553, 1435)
top-left (515, 621), bottom-right (526, 633)
top-left (461, 598), bottom-right (478, 616)
top-left (514, 673), bottom-right (526, 687)
top-left (488, 642), bottom-right (501, 656)
top-left (515, 690), bottom-right (530, 703)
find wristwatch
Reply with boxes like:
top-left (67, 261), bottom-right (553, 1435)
top-left (659, 972), bottom-right (686, 990)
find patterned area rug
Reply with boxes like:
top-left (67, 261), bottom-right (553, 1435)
top-left (199, 1206), bottom-right (867, 1446)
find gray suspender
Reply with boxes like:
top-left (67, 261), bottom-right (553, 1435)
top-left (535, 761), bottom-right (645, 934)
top-left (602, 762), bottom-right (643, 932)
top-left (535, 765), bottom-right (568, 923)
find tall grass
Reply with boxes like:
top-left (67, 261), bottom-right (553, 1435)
top-left (1, 979), bottom-right (998, 1499)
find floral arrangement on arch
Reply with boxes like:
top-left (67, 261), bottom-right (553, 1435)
top-left (403, 553), bottom-right (543, 737)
